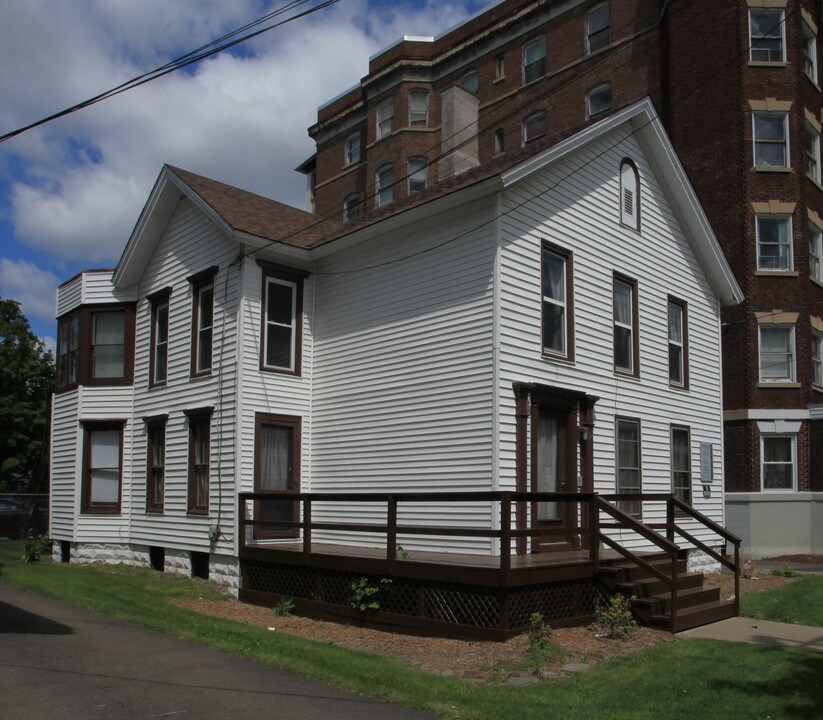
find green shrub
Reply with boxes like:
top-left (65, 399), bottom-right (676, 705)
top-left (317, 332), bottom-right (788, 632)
top-left (526, 612), bottom-right (565, 665)
top-left (350, 577), bottom-right (392, 613)
top-left (769, 562), bottom-right (799, 578)
top-left (595, 593), bottom-right (637, 637)
top-left (21, 535), bottom-right (51, 564)
top-left (271, 597), bottom-right (295, 617)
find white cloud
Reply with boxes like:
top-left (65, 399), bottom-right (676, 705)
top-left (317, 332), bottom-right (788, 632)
top-left (0, 258), bottom-right (60, 323)
top-left (41, 335), bottom-right (56, 358)
top-left (1, 1), bottom-right (493, 266)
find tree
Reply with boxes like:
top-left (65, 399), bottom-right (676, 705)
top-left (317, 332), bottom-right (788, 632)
top-left (0, 298), bottom-right (54, 493)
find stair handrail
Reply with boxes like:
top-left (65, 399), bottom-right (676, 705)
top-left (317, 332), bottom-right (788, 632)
top-left (596, 496), bottom-right (680, 629)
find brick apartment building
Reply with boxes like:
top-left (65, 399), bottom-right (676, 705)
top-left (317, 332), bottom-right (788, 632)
top-left (296, 0), bottom-right (823, 555)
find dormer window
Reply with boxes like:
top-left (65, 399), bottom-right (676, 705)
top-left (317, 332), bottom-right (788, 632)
top-left (619, 160), bottom-right (639, 230)
top-left (409, 90), bottom-right (429, 127)
top-left (344, 133), bottom-right (361, 165)
top-left (377, 98), bottom-right (394, 140)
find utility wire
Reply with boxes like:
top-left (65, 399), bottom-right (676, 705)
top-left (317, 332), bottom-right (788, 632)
top-left (0, 0), bottom-right (340, 144)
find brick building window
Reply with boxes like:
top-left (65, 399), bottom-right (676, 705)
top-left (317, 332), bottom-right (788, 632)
top-left (522, 111), bottom-right (547, 144)
top-left (344, 133), bottom-right (360, 165)
top-left (761, 435), bottom-right (795, 490)
top-left (813, 330), bottom-right (823, 387)
top-left (408, 90), bottom-right (429, 127)
top-left (494, 128), bottom-right (505, 155)
top-left (753, 113), bottom-right (789, 167)
top-left (759, 325), bottom-right (795, 382)
top-left (749, 9), bottom-right (785, 63)
top-left (494, 54), bottom-right (505, 81)
top-left (587, 3), bottom-right (610, 54)
top-left (756, 215), bottom-right (792, 271)
top-left (343, 194), bottom-right (360, 223)
top-left (458, 70), bottom-right (478, 94)
top-left (671, 426), bottom-right (691, 505)
top-left (806, 122), bottom-right (821, 182)
top-left (587, 82), bottom-right (612, 118)
top-left (523, 37), bottom-right (546, 84)
top-left (803, 20), bottom-right (818, 82)
top-left (376, 164), bottom-right (393, 207)
top-left (408, 157), bottom-right (428, 194)
top-left (376, 98), bottom-right (394, 139)
top-left (811, 224), bottom-right (823, 283)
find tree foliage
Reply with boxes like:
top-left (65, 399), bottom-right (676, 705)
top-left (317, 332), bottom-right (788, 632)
top-left (0, 298), bottom-right (54, 491)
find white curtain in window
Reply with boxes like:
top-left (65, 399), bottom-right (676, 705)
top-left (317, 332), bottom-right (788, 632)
top-left (91, 430), bottom-right (120, 504)
top-left (259, 425), bottom-right (293, 524)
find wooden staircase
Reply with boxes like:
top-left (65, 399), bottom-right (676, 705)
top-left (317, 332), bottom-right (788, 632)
top-left (597, 554), bottom-right (737, 632)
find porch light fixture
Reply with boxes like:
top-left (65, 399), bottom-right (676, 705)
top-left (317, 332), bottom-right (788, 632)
top-left (579, 423), bottom-right (593, 441)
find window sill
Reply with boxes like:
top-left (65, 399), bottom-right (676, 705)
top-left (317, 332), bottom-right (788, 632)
top-left (186, 510), bottom-right (210, 517)
top-left (757, 382), bottom-right (801, 388)
top-left (812, 276), bottom-right (823, 289)
top-left (813, 384), bottom-right (823, 393)
top-left (752, 165), bottom-right (792, 173)
top-left (668, 383), bottom-right (690, 393)
top-left (754, 270), bottom-right (799, 276)
top-left (189, 371), bottom-right (213, 381)
top-left (809, 175), bottom-right (823, 192)
top-left (521, 75), bottom-right (546, 89)
top-left (614, 370), bottom-right (640, 381)
top-left (81, 508), bottom-right (121, 516)
top-left (747, 60), bottom-right (787, 68)
top-left (805, 73), bottom-right (820, 91)
top-left (145, 508), bottom-right (164, 515)
top-left (492, 75), bottom-right (506, 84)
top-left (541, 351), bottom-right (575, 365)
top-left (760, 487), bottom-right (797, 493)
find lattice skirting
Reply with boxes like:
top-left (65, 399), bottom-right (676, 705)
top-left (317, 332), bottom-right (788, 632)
top-left (241, 559), bottom-right (606, 636)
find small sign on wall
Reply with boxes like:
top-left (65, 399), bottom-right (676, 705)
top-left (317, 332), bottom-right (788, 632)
top-left (700, 442), bottom-right (713, 498)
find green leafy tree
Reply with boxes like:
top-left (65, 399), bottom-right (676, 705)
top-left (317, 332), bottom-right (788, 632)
top-left (0, 298), bottom-right (54, 492)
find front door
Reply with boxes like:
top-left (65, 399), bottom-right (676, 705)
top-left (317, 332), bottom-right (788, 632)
top-left (531, 407), bottom-right (576, 552)
top-left (254, 414), bottom-right (300, 539)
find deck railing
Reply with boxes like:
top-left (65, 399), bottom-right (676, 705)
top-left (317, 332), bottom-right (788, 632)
top-left (238, 490), bottom-right (741, 600)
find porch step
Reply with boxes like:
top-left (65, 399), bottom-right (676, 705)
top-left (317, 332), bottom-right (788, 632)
top-left (632, 585), bottom-right (721, 622)
top-left (614, 570), bottom-right (705, 598)
top-left (651, 599), bottom-right (737, 633)
top-left (598, 558), bottom-right (687, 588)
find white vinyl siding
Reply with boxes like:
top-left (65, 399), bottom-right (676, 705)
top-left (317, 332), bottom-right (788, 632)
top-left (497, 127), bottom-right (727, 549)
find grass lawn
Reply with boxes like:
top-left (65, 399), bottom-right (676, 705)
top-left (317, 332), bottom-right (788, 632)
top-left (741, 575), bottom-right (823, 627)
top-left (2, 541), bottom-right (822, 720)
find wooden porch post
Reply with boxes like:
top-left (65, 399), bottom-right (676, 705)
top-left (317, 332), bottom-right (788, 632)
top-left (303, 496), bottom-right (312, 555)
top-left (500, 492), bottom-right (512, 579)
top-left (387, 495), bottom-right (397, 573)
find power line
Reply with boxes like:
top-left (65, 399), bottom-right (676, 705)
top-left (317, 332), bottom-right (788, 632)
top-left (0, 0), bottom-right (341, 144)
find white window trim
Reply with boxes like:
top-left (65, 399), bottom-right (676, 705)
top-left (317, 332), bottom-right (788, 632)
top-left (376, 99), bottom-right (394, 140)
top-left (344, 133), bottom-right (360, 166)
top-left (541, 246), bottom-right (569, 357)
top-left (522, 110), bottom-right (547, 144)
top-left (407, 157), bottom-right (427, 194)
top-left (755, 214), bottom-right (793, 272)
top-left (752, 112), bottom-right (790, 169)
top-left (760, 434), bottom-right (797, 491)
top-left (811, 223), bottom-right (823, 283)
top-left (668, 300), bottom-right (686, 388)
top-left (807, 122), bottom-right (821, 182)
top-left (408, 90), bottom-right (429, 128)
top-left (263, 277), bottom-right (297, 372)
top-left (749, 8), bottom-right (786, 63)
top-left (758, 324), bottom-right (796, 383)
top-left (375, 164), bottom-right (393, 207)
top-left (803, 20), bottom-right (818, 83)
top-left (523, 37), bottom-right (546, 84)
top-left (586, 2), bottom-right (611, 55)
top-left (813, 330), bottom-right (823, 388)
top-left (619, 161), bottom-right (640, 230)
top-left (587, 81), bottom-right (612, 119)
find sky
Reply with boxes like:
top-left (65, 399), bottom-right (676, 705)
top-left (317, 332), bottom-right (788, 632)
top-left (0, 0), bottom-right (497, 351)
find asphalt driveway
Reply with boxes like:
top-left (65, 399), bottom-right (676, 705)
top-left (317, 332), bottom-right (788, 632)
top-left (0, 581), bottom-right (435, 720)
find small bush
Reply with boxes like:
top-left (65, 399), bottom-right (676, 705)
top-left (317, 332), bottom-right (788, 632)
top-left (526, 612), bottom-right (565, 666)
top-left (21, 535), bottom-right (51, 564)
top-left (595, 593), bottom-right (637, 637)
top-left (770, 562), bottom-right (799, 578)
top-left (271, 597), bottom-right (295, 616)
top-left (350, 577), bottom-right (392, 613)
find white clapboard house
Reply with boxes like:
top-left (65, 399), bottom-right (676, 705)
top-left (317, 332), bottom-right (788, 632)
top-left (50, 100), bottom-right (744, 638)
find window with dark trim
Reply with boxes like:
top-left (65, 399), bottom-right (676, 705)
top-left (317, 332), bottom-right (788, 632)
top-left (259, 262), bottom-right (306, 375)
top-left (668, 297), bottom-right (688, 388)
top-left (57, 313), bottom-right (80, 388)
top-left (254, 413), bottom-right (301, 539)
top-left (541, 242), bottom-right (574, 360)
top-left (615, 417), bottom-right (641, 517)
top-left (671, 425), bottom-right (691, 505)
top-left (186, 409), bottom-right (212, 514)
top-left (145, 416), bottom-right (167, 512)
top-left (81, 421), bottom-right (124, 514)
top-left (188, 267), bottom-right (218, 378)
top-left (587, 2), bottom-right (611, 54)
top-left (613, 274), bottom-right (639, 376)
top-left (149, 289), bottom-right (171, 387)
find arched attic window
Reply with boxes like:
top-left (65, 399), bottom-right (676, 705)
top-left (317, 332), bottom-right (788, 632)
top-left (619, 159), bottom-right (640, 230)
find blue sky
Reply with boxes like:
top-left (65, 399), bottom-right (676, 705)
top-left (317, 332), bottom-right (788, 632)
top-left (0, 0), bottom-right (495, 349)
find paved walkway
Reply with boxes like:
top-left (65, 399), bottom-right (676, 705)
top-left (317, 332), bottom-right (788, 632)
top-left (680, 617), bottom-right (823, 653)
top-left (0, 581), bottom-right (435, 720)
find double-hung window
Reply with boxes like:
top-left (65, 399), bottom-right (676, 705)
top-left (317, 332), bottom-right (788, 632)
top-left (668, 298), bottom-right (688, 388)
top-left (811, 223), bottom-right (823, 283)
top-left (753, 113), bottom-right (789, 168)
top-left (91, 311), bottom-right (126, 380)
top-left (541, 243), bottom-right (573, 359)
top-left (188, 267), bottom-right (217, 377)
top-left (813, 330), bottom-right (823, 387)
top-left (145, 416), bottom-right (166, 513)
top-left (408, 157), bottom-right (428, 194)
top-left (149, 290), bottom-right (171, 387)
top-left (82, 421), bottom-right (124, 514)
top-left (671, 426), bottom-right (691, 505)
top-left (260, 263), bottom-right (304, 375)
top-left (57, 314), bottom-right (80, 388)
top-left (522, 111), bottom-right (547, 144)
top-left (408, 90), bottom-right (429, 128)
top-left (616, 418), bottom-right (641, 517)
top-left (761, 435), bottom-right (795, 490)
top-left (343, 194), bottom-right (360, 223)
top-left (807, 122), bottom-right (821, 182)
top-left (376, 98), bottom-right (394, 139)
top-left (803, 20), bottom-right (818, 83)
top-left (187, 409), bottom-right (211, 514)
top-left (759, 325), bottom-right (795, 382)
top-left (344, 133), bottom-right (360, 165)
top-left (613, 275), bottom-right (638, 376)
top-left (587, 82), bottom-right (612, 118)
top-left (523, 37), bottom-right (546, 84)
top-left (587, 3), bottom-right (610, 54)
top-left (749, 9), bottom-right (786, 63)
top-left (756, 215), bottom-right (792, 271)
top-left (376, 164), bottom-right (393, 207)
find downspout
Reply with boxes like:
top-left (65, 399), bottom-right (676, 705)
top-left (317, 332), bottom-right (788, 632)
top-left (232, 251), bottom-right (247, 559)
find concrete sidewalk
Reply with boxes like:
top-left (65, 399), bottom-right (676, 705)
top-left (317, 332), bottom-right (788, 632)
top-left (680, 617), bottom-right (823, 653)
